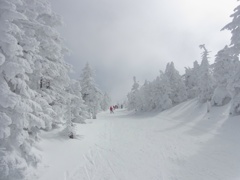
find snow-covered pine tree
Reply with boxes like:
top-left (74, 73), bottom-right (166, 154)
top-left (61, 80), bottom-right (88, 138)
top-left (198, 45), bottom-right (215, 103)
top-left (80, 63), bottom-right (103, 119)
top-left (0, 1), bottom-right (45, 179)
top-left (12, 0), bottom-right (58, 135)
top-left (25, 0), bottom-right (71, 127)
top-left (184, 60), bottom-right (200, 99)
top-left (66, 80), bottom-right (88, 124)
top-left (137, 80), bottom-right (151, 111)
top-left (127, 76), bottom-right (140, 111)
top-left (222, 2), bottom-right (240, 115)
top-left (100, 92), bottom-right (111, 111)
top-left (126, 68), bottom-right (174, 112)
top-left (14, 0), bottom-right (57, 131)
top-left (212, 46), bottom-right (233, 106)
top-left (164, 62), bottom-right (187, 104)
top-left (150, 72), bottom-right (172, 111)
top-left (222, 3), bottom-right (240, 57)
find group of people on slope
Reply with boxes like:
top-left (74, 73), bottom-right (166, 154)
top-left (110, 106), bottom-right (114, 113)
top-left (109, 104), bottom-right (123, 114)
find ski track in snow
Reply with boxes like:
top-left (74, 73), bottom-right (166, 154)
top-left (38, 99), bottom-right (240, 180)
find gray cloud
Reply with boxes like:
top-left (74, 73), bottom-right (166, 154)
top-left (50, 0), bottom-right (236, 102)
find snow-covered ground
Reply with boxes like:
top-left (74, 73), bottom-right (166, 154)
top-left (36, 99), bottom-right (240, 180)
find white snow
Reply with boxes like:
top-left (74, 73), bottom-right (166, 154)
top-left (36, 99), bottom-right (240, 180)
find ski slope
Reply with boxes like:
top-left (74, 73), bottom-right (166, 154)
top-left (37, 99), bottom-right (240, 180)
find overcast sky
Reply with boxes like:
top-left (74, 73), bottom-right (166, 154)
top-left (49, 0), bottom-right (237, 103)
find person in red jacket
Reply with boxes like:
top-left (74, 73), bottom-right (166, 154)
top-left (110, 106), bottom-right (114, 114)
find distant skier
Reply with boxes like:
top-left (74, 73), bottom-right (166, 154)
top-left (110, 106), bottom-right (114, 114)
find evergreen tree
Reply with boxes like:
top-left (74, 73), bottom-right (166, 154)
top-left (36, 3), bottom-right (71, 127)
top-left (222, 2), bottom-right (240, 115)
top-left (127, 76), bottom-right (140, 111)
top-left (0, 0), bottom-right (78, 178)
top-left (80, 63), bottom-right (103, 119)
top-left (100, 92), bottom-right (111, 111)
top-left (61, 80), bottom-right (88, 139)
top-left (137, 80), bottom-right (151, 111)
top-left (17, 0), bottom-right (71, 128)
top-left (222, 3), bottom-right (240, 57)
top-left (66, 80), bottom-right (88, 123)
top-left (212, 46), bottom-right (233, 106)
top-left (198, 45), bottom-right (214, 103)
top-left (0, 1), bottom-right (43, 179)
top-left (127, 72), bottom-right (172, 112)
top-left (151, 72), bottom-right (172, 111)
top-left (185, 61), bottom-right (200, 98)
top-left (15, 0), bottom-right (58, 130)
top-left (165, 62), bottom-right (187, 104)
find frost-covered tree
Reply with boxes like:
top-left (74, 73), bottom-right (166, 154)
top-left (222, 3), bottom-right (240, 115)
top-left (185, 61), bottom-right (200, 98)
top-left (9, 0), bottom-right (70, 130)
top-left (36, 3), bottom-right (71, 127)
top-left (61, 80), bottom-right (88, 138)
top-left (150, 72), bottom-right (172, 111)
top-left (14, 0), bottom-right (58, 130)
top-left (127, 71), bottom-right (172, 112)
top-left (13, 0), bottom-right (59, 132)
top-left (212, 46), bottom-right (233, 106)
top-left (198, 45), bottom-right (214, 103)
top-left (66, 80), bottom-right (88, 123)
top-left (15, 0), bottom-right (71, 128)
top-left (137, 80), bottom-right (151, 111)
top-left (0, 0), bottom-right (76, 179)
top-left (127, 76), bottom-right (140, 111)
top-left (100, 92), bottom-right (111, 111)
top-left (80, 63), bottom-right (103, 119)
top-left (222, 3), bottom-right (240, 57)
top-left (165, 62), bottom-right (187, 104)
top-left (0, 1), bottom-right (45, 179)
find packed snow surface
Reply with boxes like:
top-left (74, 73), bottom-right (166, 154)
top-left (37, 99), bottom-right (240, 180)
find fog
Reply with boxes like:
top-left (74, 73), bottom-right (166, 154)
top-left (49, 0), bottom-right (236, 102)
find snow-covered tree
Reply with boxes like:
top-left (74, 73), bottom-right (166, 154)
top-left (222, 3), bottom-right (240, 57)
top-left (150, 72), bottom-right (172, 111)
top-left (13, 0), bottom-right (58, 131)
top-left (165, 62), bottom-right (187, 104)
top-left (61, 80), bottom-right (88, 138)
top-left (66, 80), bottom-right (88, 124)
top-left (212, 46), bottom-right (233, 106)
top-left (127, 76), bottom-right (140, 111)
top-left (198, 45), bottom-right (214, 103)
top-left (185, 61), bottom-right (200, 98)
top-left (222, 3), bottom-right (240, 115)
top-left (13, 0), bottom-right (59, 132)
top-left (127, 71), bottom-right (172, 112)
top-left (137, 80), bottom-right (151, 111)
top-left (35, 2), bottom-right (71, 127)
top-left (0, 1), bottom-right (45, 179)
top-left (80, 63), bottom-right (103, 119)
top-left (45, 1), bottom-right (73, 126)
top-left (100, 92), bottom-right (111, 111)
top-left (0, 0), bottom-right (78, 178)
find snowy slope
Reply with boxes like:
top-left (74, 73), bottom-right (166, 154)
top-left (36, 99), bottom-right (240, 180)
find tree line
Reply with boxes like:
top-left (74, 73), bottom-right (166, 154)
top-left (127, 2), bottom-right (240, 117)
